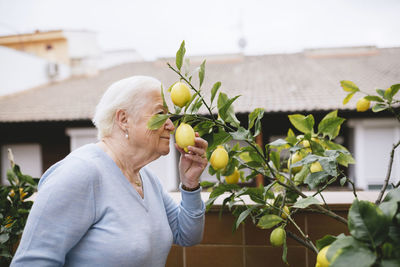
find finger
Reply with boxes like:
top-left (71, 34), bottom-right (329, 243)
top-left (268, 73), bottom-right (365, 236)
top-left (186, 145), bottom-right (206, 157)
top-left (184, 153), bottom-right (208, 165)
top-left (174, 143), bottom-right (186, 154)
top-left (194, 136), bottom-right (208, 150)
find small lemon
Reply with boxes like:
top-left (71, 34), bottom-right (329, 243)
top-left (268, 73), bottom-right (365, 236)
top-left (302, 140), bottom-right (310, 148)
top-left (270, 227), bottom-right (286, 247)
top-left (356, 98), bottom-right (370, 112)
top-left (210, 145), bottom-right (229, 170)
top-left (225, 167), bottom-right (240, 184)
top-left (175, 123), bottom-right (195, 152)
top-left (316, 246), bottom-right (330, 267)
top-left (310, 161), bottom-right (323, 173)
top-left (287, 151), bottom-right (303, 174)
top-left (281, 205), bottom-right (290, 219)
top-left (171, 82), bottom-right (191, 108)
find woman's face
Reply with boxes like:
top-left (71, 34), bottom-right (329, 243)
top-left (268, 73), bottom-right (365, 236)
top-left (127, 89), bottom-right (174, 158)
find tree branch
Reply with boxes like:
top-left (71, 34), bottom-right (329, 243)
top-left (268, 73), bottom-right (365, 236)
top-left (287, 230), bottom-right (318, 254)
top-left (375, 139), bottom-right (400, 204)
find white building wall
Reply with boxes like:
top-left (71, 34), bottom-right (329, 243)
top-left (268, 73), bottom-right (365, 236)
top-left (349, 118), bottom-right (400, 190)
top-left (0, 46), bottom-right (70, 96)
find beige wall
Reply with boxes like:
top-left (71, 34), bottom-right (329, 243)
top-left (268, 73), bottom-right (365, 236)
top-left (4, 39), bottom-right (70, 65)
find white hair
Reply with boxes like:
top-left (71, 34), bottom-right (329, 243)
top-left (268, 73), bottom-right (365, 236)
top-left (93, 75), bottom-right (162, 140)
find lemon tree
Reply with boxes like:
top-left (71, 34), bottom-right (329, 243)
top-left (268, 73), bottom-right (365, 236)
top-left (147, 41), bottom-right (400, 266)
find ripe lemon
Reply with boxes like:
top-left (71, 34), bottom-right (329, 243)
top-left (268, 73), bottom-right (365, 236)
top-left (171, 82), bottom-right (191, 108)
top-left (316, 245), bottom-right (330, 267)
top-left (310, 161), bottom-right (323, 173)
top-left (270, 227), bottom-right (286, 247)
top-left (302, 140), bottom-right (310, 148)
top-left (225, 167), bottom-right (240, 184)
top-left (175, 123), bottom-right (195, 152)
top-left (210, 145), bottom-right (229, 170)
top-left (287, 151), bottom-right (303, 174)
top-left (356, 98), bottom-right (370, 112)
top-left (281, 205), bottom-right (290, 219)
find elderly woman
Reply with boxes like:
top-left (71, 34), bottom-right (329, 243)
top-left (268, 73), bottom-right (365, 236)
top-left (11, 76), bottom-right (208, 266)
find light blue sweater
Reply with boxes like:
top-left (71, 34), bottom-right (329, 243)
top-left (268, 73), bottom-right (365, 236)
top-left (11, 144), bottom-right (205, 267)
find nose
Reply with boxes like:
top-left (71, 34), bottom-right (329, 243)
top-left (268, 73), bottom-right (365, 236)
top-left (164, 118), bottom-right (175, 132)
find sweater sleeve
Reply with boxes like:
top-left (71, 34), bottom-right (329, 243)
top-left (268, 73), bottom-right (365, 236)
top-left (161, 183), bottom-right (205, 246)
top-left (11, 157), bottom-right (97, 267)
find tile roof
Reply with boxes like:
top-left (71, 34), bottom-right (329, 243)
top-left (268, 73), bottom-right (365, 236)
top-left (1, 47), bottom-right (399, 122)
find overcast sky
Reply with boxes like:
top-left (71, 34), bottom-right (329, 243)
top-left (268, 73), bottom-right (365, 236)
top-left (0, 0), bottom-right (399, 60)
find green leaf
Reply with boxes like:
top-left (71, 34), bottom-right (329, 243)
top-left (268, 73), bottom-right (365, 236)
top-left (199, 60), bottom-right (206, 87)
top-left (230, 127), bottom-right (251, 141)
top-left (268, 139), bottom-right (288, 147)
top-left (330, 246), bottom-right (376, 267)
top-left (168, 81), bottom-right (178, 92)
top-left (210, 82), bottom-right (221, 104)
top-left (204, 130), bottom-right (232, 152)
top-left (200, 181), bottom-right (215, 188)
top-left (147, 114), bottom-right (169, 130)
top-left (304, 171), bottom-right (329, 189)
top-left (0, 233), bottom-right (9, 243)
top-left (389, 84), bottom-right (400, 98)
top-left (376, 89), bottom-right (386, 98)
top-left (193, 121), bottom-right (214, 136)
top-left (372, 103), bottom-right (388, 112)
top-left (184, 91), bottom-right (200, 112)
top-left (257, 214), bottom-right (283, 229)
top-left (383, 187), bottom-right (400, 203)
top-left (293, 196), bottom-right (321, 209)
top-left (343, 91), bottom-right (356, 105)
top-left (316, 235), bottom-right (337, 250)
top-left (384, 87), bottom-right (393, 102)
top-left (248, 108), bottom-right (265, 130)
top-left (318, 117), bottom-right (345, 139)
top-left (364, 95), bottom-right (384, 102)
top-left (288, 114), bottom-right (314, 134)
top-left (270, 151), bottom-right (280, 170)
top-left (189, 96), bottom-right (204, 114)
top-left (381, 259), bottom-right (400, 267)
top-left (337, 153), bottom-right (356, 167)
top-left (282, 236), bottom-right (288, 264)
top-left (285, 128), bottom-right (297, 145)
top-left (348, 199), bottom-right (389, 247)
top-left (217, 93), bottom-right (241, 127)
top-left (293, 165), bottom-right (310, 185)
top-left (340, 81), bottom-right (359, 92)
top-left (160, 85), bottom-right (169, 112)
top-left (340, 177), bottom-right (347, 186)
top-left (236, 206), bottom-right (257, 229)
top-left (176, 40), bottom-right (186, 71)
top-left (379, 201), bottom-right (398, 221)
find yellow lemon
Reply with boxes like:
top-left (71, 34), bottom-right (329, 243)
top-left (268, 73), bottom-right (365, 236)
top-left (175, 123), bottom-right (195, 152)
top-left (210, 145), bottom-right (229, 170)
top-left (9, 189), bottom-right (15, 197)
top-left (310, 161), bottom-right (323, 173)
top-left (302, 140), bottom-right (310, 148)
top-left (270, 227), bottom-right (286, 247)
top-left (287, 151), bottom-right (303, 174)
top-left (225, 167), bottom-right (240, 184)
top-left (316, 246), bottom-right (330, 267)
top-left (356, 98), bottom-right (370, 112)
top-left (171, 82), bottom-right (191, 108)
top-left (281, 205), bottom-right (290, 219)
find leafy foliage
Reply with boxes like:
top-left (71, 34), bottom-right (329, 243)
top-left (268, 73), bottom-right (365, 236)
top-left (0, 151), bottom-right (38, 266)
top-left (159, 43), bottom-right (400, 266)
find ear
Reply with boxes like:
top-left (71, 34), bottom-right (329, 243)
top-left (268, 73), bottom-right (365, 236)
top-left (114, 109), bottom-right (129, 131)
